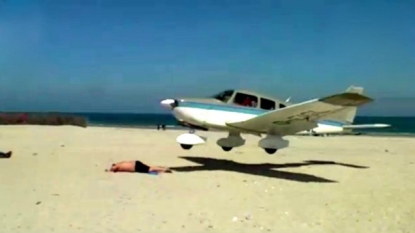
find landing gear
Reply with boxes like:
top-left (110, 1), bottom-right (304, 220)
top-left (258, 135), bottom-right (289, 154)
top-left (264, 148), bottom-right (278, 154)
top-left (180, 144), bottom-right (193, 150)
top-left (176, 128), bottom-right (206, 150)
top-left (216, 132), bottom-right (245, 152)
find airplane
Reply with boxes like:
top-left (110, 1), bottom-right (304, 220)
top-left (160, 86), bottom-right (383, 154)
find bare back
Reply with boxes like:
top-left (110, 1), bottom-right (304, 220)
top-left (110, 161), bottom-right (136, 172)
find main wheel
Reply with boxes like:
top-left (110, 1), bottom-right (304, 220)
top-left (221, 146), bottom-right (232, 152)
top-left (180, 144), bottom-right (193, 150)
top-left (264, 148), bottom-right (277, 154)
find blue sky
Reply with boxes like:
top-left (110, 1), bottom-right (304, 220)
top-left (0, 0), bottom-right (414, 115)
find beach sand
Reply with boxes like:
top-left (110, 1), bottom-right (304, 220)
top-left (0, 125), bottom-right (414, 233)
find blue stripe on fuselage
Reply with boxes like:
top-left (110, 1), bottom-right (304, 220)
top-left (177, 101), bottom-right (346, 127)
top-left (179, 101), bottom-right (267, 115)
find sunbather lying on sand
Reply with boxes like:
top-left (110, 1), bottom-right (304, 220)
top-left (0, 151), bottom-right (12, 159)
top-left (105, 160), bottom-right (172, 174)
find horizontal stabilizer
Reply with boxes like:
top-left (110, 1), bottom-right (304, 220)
top-left (342, 124), bottom-right (391, 129)
top-left (226, 91), bottom-right (373, 135)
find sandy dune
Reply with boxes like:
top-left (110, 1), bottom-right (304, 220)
top-left (0, 125), bottom-right (414, 233)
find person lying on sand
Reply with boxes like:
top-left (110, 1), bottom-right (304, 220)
top-left (0, 151), bottom-right (12, 159)
top-left (105, 160), bottom-right (172, 174)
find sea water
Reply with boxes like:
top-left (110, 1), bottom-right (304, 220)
top-left (67, 113), bottom-right (415, 136)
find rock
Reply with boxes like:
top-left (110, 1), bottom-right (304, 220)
top-left (232, 216), bottom-right (238, 222)
top-left (244, 213), bottom-right (251, 220)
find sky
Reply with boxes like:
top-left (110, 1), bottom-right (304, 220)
top-left (0, 0), bottom-right (414, 115)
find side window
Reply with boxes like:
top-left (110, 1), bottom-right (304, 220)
top-left (233, 92), bottom-right (258, 108)
top-left (260, 98), bottom-right (275, 110)
top-left (279, 103), bottom-right (286, 108)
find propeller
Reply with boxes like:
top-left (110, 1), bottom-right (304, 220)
top-left (160, 99), bottom-right (178, 110)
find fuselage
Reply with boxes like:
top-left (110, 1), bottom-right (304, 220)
top-left (165, 100), bottom-right (347, 135)
top-left (160, 87), bottom-right (389, 154)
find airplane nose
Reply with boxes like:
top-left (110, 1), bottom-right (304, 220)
top-left (160, 99), bottom-right (177, 110)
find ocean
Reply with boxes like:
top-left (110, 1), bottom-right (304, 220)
top-left (69, 113), bottom-right (415, 136)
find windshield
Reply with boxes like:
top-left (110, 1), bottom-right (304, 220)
top-left (211, 90), bottom-right (234, 103)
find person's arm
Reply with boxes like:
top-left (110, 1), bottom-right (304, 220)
top-left (105, 164), bottom-right (118, 172)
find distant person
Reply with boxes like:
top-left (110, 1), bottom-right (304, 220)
top-left (105, 160), bottom-right (172, 174)
top-left (161, 124), bottom-right (166, 130)
top-left (241, 97), bottom-right (252, 107)
top-left (0, 151), bottom-right (12, 159)
top-left (21, 113), bottom-right (28, 123)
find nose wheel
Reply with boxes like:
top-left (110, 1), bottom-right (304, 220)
top-left (221, 146), bottom-right (233, 152)
top-left (176, 128), bottom-right (206, 150)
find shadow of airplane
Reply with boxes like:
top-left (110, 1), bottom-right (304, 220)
top-left (170, 156), bottom-right (369, 183)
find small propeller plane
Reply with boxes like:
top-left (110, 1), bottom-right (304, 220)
top-left (160, 86), bottom-right (384, 154)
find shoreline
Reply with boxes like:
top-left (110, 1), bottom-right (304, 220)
top-left (86, 124), bottom-right (415, 138)
top-left (0, 123), bottom-right (413, 138)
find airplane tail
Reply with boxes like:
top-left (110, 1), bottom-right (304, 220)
top-left (341, 86), bottom-right (364, 123)
top-left (323, 86), bottom-right (364, 124)
top-left (323, 86), bottom-right (392, 130)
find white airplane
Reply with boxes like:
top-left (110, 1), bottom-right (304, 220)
top-left (160, 86), bottom-right (381, 154)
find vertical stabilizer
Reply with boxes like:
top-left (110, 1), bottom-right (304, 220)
top-left (322, 86), bottom-right (364, 124)
top-left (342, 86), bottom-right (363, 123)
top-left (345, 86), bottom-right (364, 94)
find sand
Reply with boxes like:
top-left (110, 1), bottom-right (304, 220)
top-left (0, 125), bottom-right (414, 233)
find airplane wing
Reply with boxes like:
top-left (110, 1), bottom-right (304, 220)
top-left (226, 92), bottom-right (373, 135)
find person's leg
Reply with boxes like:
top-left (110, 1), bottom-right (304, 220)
top-left (149, 166), bottom-right (172, 173)
top-left (0, 151), bottom-right (12, 158)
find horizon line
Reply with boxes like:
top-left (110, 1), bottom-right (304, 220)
top-left (0, 111), bottom-right (414, 118)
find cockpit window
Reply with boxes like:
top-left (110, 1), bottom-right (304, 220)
top-left (234, 92), bottom-right (258, 108)
top-left (211, 90), bottom-right (234, 103)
